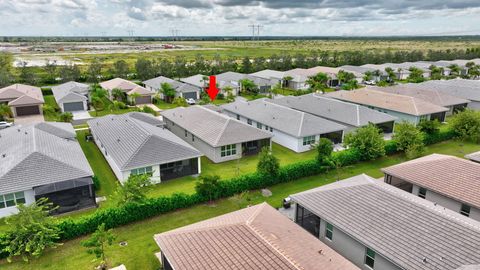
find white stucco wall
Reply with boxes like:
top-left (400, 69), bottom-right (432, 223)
top-left (0, 189), bottom-right (36, 218)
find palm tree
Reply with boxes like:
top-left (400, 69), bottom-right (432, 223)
top-left (282, 75), bottom-right (293, 88)
top-left (0, 104), bottom-right (12, 120)
top-left (129, 92), bottom-right (141, 106)
top-left (91, 96), bottom-right (104, 116)
top-left (306, 72), bottom-right (329, 91)
top-left (111, 88), bottom-right (125, 102)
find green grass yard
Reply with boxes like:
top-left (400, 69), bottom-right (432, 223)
top-left (1, 140), bottom-right (479, 270)
top-left (43, 95), bottom-right (61, 121)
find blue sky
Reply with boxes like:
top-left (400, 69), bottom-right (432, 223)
top-left (1, 0), bottom-right (479, 36)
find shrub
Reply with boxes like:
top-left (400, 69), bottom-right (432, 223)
top-left (141, 105), bottom-right (157, 116)
top-left (256, 147), bottom-right (280, 177)
top-left (450, 109), bottom-right (480, 143)
top-left (393, 121), bottom-right (425, 159)
top-left (59, 112), bottom-right (73, 122)
top-left (418, 119), bottom-right (440, 134)
top-left (344, 124), bottom-right (386, 161)
top-left (195, 175), bottom-right (222, 202)
top-left (315, 138), bottom-right (333, 164)
top-left (92, 175), bottom-right (100, 191)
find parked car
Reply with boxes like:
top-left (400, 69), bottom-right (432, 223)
top-left (186, 98), bottom-right (196, 105)
top-left (0, 121), bottom-right (14, 129)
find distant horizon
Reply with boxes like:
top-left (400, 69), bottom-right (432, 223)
top-left (1, 1), bottom-right (479, 37)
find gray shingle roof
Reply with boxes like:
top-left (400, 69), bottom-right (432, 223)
top-left (221, 99), bottom-right (346, 137)
top-left (372, 84), bottom-right (471, 107)
top-left (340, 65), bottom-right (379, 76)
top-left (291, 174), bottom-right (480, 270)
top-left (144, 76), bottom-right (201, 93)
top-left (249, 69), bottom-right (285, 80)
top-left (162, 106), bottom-right (272, 147)
top-left (411, 79), bottom-right (480, 102)
top-left (0, 122), bottom-right (93, 194)
top-left (51, 81), bottom-right (89, 104)
top-left (215, 71), bottom-right (246, 83)
top-left (180, 74), bottom-right (207, 88)
top-left (88, 112), bottom-right (201, 170)
top-left (466, 151), bottom-right (480, 163)
top-left (269, 94), bottom-right (396, 127)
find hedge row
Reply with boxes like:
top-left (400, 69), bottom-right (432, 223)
top-left (0, 129), bottom-right (458, 258)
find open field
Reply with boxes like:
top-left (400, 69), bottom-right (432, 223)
top-left (7, 38), bottom-right (480, 66)
top-left (1, 139), bottom-right (479, 270)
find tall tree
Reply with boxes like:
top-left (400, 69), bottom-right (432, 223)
top-left (87, 58), bottom-right (103, 83)
top-left (19, 61), bottom-right (37, 85)
top-left (43, 60), bottom-right (57, 84)
top-left (306, 72), bottom-right (330, 91)
top-left (392, 121), bottom-right (425, 159)
top-left (160, 82), bottom-right (176, 103)
top-left (135, 58), bottom-right (156, 80)
top-left (113, 60), bottom-right (129, 78)
top-left (0, 104), bottom-right (12, 120)
top-left (0, 52), bottom-right (14, 87)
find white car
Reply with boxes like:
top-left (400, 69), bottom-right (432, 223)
top-left (186, 98), bottom-right (196, 105)
top-left (0, 121), bottom-right (14, 129)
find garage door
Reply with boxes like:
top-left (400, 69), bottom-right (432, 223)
top-left (183, 92), bottom-right (197, 99)
top-left (135, 96), bottom-right (152, 105)
top-left (16, 106), bottom-right (40, 116)
top-left (63, 102), bottom-right (84, 112)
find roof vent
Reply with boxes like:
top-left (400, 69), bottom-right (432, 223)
top-left (434, 202), bottom-right (437, 206)
top-left (422, 257), bottom-right (428, 264)
top-left (1, 154), bottom-right (5, 158)
top-left (318, 249), bottom-right (323, 255)
top-left (117, 138), bottom-right (120, 143)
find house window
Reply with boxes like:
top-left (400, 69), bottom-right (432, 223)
top-left (247, 119), bottom-right (252, 125)
top-left (384, 174), bottom-right (392, 184)
top-left (365, 247), bottom-right (375, 269)
top-left (257, 122), bottom-right (262, 129)
top-left (192, 134), bottom-right (195, 142)
top-left (303, 135), bottom-right (316, 146)
top-left (270, 127), bottom-right (273, 132)
top-left (131, 166), bottom-right (153, 176)
top-left (221, 144), bottom-right (237, 157)
top-left (325, 222), bottom-right (334, 240)
top-left (265, 125), bottom-right (269, 131)
top-left (418, 187), bottom-right (427, 199)
top-left (0, 191), bottom-right (26, 209)
top-left (184, 129), bottom-right (188, 137)
top-left (236, 114), bottom-right (240, 120)
top-left (461, 204), bottom-right (471, 217)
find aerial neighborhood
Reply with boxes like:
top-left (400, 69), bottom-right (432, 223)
top-left (1, 48), bottom-right (480, 270)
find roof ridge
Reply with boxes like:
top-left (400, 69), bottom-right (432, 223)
top-left (117, 115), bottom-right (152, 168)
top-left (298, 111), bottom-right (305, 137)
top-left (213, 117), bottom-right (231, 146)
top-left (410, 96), bottom-right (419, 115)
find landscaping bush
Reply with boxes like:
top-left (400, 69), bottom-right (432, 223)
top-left (92, 175), bottom-right (100, 191)
top-left (141, 106), bottom-right (157, 116)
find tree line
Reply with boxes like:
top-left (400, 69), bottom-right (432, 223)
top-left (1, 46), bottom-right (480, 87)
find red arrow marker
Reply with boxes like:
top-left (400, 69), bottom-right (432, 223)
top-left (206, 75), bottom-right (219, 101)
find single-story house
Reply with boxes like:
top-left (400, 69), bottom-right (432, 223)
top-left (0, 84), bottom-right (44, 117)
top-left (338, 65), bottom-right (368, 83)
top-left (143, 76), bottom-right (201, 100)
top-left (283, 68), bottom-right (316, 90)
top-left (245, 74), bottom-right (275, 93)
top-left (407, 79), bottom-right (480, 110)
top-left (290, 174), bottom-right (480, 270)
top-left (179, 74), bottom-right (207, 89)
top-left (326, 89), bottom-right (449, 125)
top-left (307, 66), bottom-right (341, 87)
top-left (382, 154), bottom-right (480, 221)
top-left (51, 81), bottom-right (89, 112)
top-left (372, 84), bottom-right (470, 115)
top-left (215, 71), bottom-right (245, 95)
top-left (249, 69), bottom-right (285, 87)
top-left (221, 99), bottom-right (346, 152)
top-left (100, 78), bottom-right (153, 104)
top-left (162, 106), bottom-right (272, 163)
top-left (154, 202), bottom-right (359, 270)
top-left (269, 93), bottom-right (397, 134)
top-left (88, 112), bottom-right (202, 184)
top-left (0, 122), bottom-right (95, 217)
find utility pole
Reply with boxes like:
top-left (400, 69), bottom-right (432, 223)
top-left (248, 25), bottom-right (256, 40)
top-left (256, 25), bottom-right (263, 40)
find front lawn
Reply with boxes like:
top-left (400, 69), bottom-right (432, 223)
top-left (1, 140), bottom-right (479, 270)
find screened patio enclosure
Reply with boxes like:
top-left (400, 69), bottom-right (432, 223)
top-left (33, 177), bottom-right (96, 215)
top-left (295, 204), bottom-right (320, 238)
top-left (160, 158), bottom-right (199, 181)
top-left (242, 138), bottom-right (271, 156)
top-left (320, 130), bottom-right (344, 144)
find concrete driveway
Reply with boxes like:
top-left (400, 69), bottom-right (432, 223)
top-left (14, 114), bottom-right (44, 125)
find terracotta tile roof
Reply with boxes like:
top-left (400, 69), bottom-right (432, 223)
top-left (326, 88), bottom-right (448, 116)
top-left (382, 154), bottom-right (480, 208)
top-left (99, 78), bottom-right (138, 92)
top-left (154, 203), bottom-right (358, 270)
top-left (0, 84), bottom-right (44, 105)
